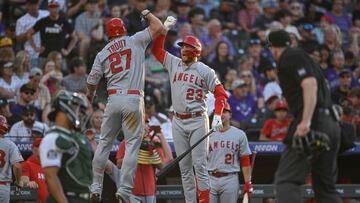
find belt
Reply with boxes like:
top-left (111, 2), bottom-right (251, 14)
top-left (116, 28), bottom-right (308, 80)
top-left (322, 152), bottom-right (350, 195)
top-left (209, 172), bottom-right (237, 178)
top-left (108, 89), bottom-right (143, 96)
top-left (175, 111), bottom-right (203, 119)
top-left (0, 182), bottom-right (10, 186)
top-left (65, 192), bottom-right (89, 200)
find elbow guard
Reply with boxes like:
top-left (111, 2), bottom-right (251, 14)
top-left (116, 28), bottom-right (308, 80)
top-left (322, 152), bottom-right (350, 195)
top-left (214, 84), bottom-right (228, 115)
top-left (152, 34), bottom-right (166, 64)
top-left (240, 155), bottom-right (250, 167)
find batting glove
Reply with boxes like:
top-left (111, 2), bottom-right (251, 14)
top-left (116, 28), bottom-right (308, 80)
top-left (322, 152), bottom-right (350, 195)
top-left (211, 115), bottom-right (223, 131)
top-left (243, 181), bottom-right (253, 198)
top-left (164, 16), bottom-right (177, 31)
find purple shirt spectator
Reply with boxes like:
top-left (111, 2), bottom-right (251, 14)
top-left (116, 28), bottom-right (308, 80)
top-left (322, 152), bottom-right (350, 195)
top-left (200, 35), bottom-right (235, 63)
top-left (325, 12), bottom-right (352, 34)
top-left (324, 67), bottom-right (356, 90)
top-left (228, 93), bottom-right (257, 123)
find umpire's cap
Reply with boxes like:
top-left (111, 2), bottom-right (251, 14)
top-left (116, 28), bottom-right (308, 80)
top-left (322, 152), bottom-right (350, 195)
top-left (265, 30), bottom-right (291, 48)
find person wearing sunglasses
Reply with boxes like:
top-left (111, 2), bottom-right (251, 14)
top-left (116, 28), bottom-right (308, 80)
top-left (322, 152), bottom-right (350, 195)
top-left (9, 83), bottom-right (40, 119)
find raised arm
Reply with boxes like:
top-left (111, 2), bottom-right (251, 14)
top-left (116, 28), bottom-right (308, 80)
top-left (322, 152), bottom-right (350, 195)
top-left (141, 10), bottom-right (166, 40)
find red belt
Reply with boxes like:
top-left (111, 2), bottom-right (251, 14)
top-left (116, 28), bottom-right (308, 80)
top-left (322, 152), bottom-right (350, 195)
top-left (175, 112), bottom-right (203, 119)
top-left (108, 89), bottom-right (142, 96)
top-left (0, 182), bottom-right (10, 185)
top-left (209, 172), bottom-right (236, 178)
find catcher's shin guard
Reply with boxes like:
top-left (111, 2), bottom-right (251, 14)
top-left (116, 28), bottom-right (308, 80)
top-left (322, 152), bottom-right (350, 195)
top-left (198, 189), bottom-right (210, 203)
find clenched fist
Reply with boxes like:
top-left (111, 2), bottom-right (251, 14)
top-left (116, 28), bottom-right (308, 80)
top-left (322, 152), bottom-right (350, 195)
top-left (211, 115), bottom-right (223, 131)
top-left (164, 16), bottom-right (177, 31)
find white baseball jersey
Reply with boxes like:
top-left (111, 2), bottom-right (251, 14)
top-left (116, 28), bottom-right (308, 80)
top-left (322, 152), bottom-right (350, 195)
top-left (87, 28), bottom-right (152, 90)
top-left (163, 53), bottom-right (221, 113)
top-left (0, 138), bottom-right (23, 181)
top-left (207, 126), bottom-right (251, 173)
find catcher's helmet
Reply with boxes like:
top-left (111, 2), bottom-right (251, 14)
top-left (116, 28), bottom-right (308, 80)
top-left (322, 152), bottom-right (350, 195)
top-left (0, 115), bottom-right (9, 136)
top-left (106, 18), bottom-right (127, 39)
top-left (177, 35), bottom-right (202, 58)
top-left (49, 90), bottom-right (89, 132)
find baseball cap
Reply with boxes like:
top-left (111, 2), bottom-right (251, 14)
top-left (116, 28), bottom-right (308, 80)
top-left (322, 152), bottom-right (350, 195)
top-left (0, 98), bottom-right (8, 107)
top-left (249, 38), bottom-right (261, 46)
top-left (32, 123), bottom-right (45, 136)
top-left (22, 105), bottom-right (36, 114)
top-left (0, 37), bottom-right (13, 48)
top-left (265, 30), bottom-right (291, 48)
top-left (261, 0), bottom-right (278, 8)
top-left (0, 61), bottom-right (14, 69)
top-left (232, 79), bottom-right (247, 90)
top-left (302, 23), bottom-right (314, 31)
top-left (177, 0), bottom-right (190, 6)
top-left (30, 68), bottom-right (43, 77)
top-left (274, 100), bottom-right (288, 111)
top-left (339, 69), bottom-right (352, 77)
top-left (48, 0), bottom-right (59, 7)
top-left (20, 83), bottom-right (36, 93)
top-left (32, 138), bottom-right (42, 148)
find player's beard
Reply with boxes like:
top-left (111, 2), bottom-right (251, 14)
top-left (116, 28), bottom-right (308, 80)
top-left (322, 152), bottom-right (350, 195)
top-left (181, 55), bottom-right (196, 65)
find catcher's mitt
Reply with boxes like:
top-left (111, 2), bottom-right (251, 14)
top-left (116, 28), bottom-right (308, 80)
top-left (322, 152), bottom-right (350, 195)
top-left (292, 130), bottom-right (331, 161)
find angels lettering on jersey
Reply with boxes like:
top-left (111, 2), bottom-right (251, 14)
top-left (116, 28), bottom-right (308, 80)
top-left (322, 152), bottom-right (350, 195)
top-left (209, 140), bottom-right (240, 152)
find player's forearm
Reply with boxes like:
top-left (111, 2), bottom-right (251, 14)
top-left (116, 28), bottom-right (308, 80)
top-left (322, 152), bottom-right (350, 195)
top-left (12, 163), bottom-right (22, 184)
top-left (16, 33), bottom-right (28, 42)
top-left (301, 77), bottom-right (317, 124)
top-left (241, 166), bottom-right (251, 182)
top-left (27, 30), bottom-right (37, 49)
top-left (145, 11), bottom-right (166, 39)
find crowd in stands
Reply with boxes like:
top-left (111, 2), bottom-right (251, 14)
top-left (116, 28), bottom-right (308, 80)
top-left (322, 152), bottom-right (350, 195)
top-left (0, 0), bottom-right (360, 144)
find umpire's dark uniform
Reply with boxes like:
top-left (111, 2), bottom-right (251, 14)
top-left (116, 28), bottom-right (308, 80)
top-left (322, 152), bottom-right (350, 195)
top-left (267, 30), bottom-right (342, 203)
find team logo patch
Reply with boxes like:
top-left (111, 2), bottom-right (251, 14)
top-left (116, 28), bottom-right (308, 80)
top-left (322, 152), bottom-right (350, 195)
top-left (297, 68), bottom-right (306, 76)
top-left (47, 150), bottom-right (58, 159)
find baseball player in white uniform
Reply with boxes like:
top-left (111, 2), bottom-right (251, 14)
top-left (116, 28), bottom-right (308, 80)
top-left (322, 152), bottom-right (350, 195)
top-left (152, 17), bottom-right (228, 203)
top-left (0, 115), bottom-right (24, 203)
top-left (86, 11), bottom-right (165, 202)
top-left (207, 103), bottom-right (253, 203)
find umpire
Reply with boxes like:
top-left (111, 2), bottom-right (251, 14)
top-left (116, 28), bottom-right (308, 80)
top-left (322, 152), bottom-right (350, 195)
top-left (266, 30), bottom-right (342, 203)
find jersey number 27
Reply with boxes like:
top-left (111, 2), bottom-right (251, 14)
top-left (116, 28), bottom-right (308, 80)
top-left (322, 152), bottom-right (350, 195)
top-left (109, 49), bottom-right (132, 74)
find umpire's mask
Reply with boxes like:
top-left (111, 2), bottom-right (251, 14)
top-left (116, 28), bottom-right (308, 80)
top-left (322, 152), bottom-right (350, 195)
top-left (292, 130), bottom-right (331, 162)
top-left (49, 90), bottom-right (89, 132)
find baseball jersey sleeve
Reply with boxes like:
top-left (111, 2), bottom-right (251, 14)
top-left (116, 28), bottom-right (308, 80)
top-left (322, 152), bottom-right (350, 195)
top-left (87, 54), bottom-right (104, 86)
top-left (9, 141), bottom-right (23, 164)
top-left (131, 28), bottom-right (152, 50)
top-left (39, 133), bottom-right (62, 168)
top-left (163, 52), bottom-right (181, 73)
top-left (239, 131), bottom-right (251, 156)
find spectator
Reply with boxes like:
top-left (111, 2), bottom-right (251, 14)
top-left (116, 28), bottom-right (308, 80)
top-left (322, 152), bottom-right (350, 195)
top-left (40, 59), bottom-right (63, 98)
top-left (195, 0), bottom-right (218, 18)
top-left (15, 0), bottom-right (49, 68)
top-left (0, 37), bottom-right (15, 61)
top-left (75, 0), bottom-right (100, 62)
top-left (313, 15), bottom-right (332, 45)
top-left (325, 0), bottom-right (352, 39)
top-left (310, 47), bottom-right (321, 66)
top-left (62, 57), bottom-right (88, 93)
top-left (253, 0), bottom-right (278, 30)
top-left (27, 0), bottom-right (78, 66)
top-left (175, 0), bottom-right (191, 27)
top-left (165, 29), bottom-right (181, 57)
top-left (319, 45), bottom-right (331, 70)
top-left (27, 68), bottom-right (51, 123)
top-left (238, 0), bottom-right (261, 33)
top-left (8, 104), bottom-right (47, 141)
top-left (274, 9), bottom-right (301, 40)
top-left (13, 50), bottom-right (31, 84)
top-left (289, 1), bottom-right (304, 26)
top-left (11, 83), bottom-right (40, 119)
top-left (21, 138), bottom-right (48, 203)
top-left (223, 69), bottom-right (238, 91)
top-left (188, 7), bottom-right (207, 39)
top-left (109, 3), bottom-right (130, 19)
top-left (246, 37), bottom-right (268, 79)
top-left (66, 0), bottom-right (87, 20)
top-left (0, 97), bottom-right (21, 126)
top-left (153, 0), bottom-right (176, 22)
top-left (47, 51), bottom-right (65, 76)
top-left (124, 0), bottom-right (148, 35)
top-left (209, 0), bottom-right (238, 31)
top-left (0, 60), bottom-right (22, 100)
top-left (210, 41), bottom-right (236, 82)
top-left (86, 108), bottom-right (104, 141)
top-left (323, 24), bottom-right (342, 51)
top-left (332, 69), bottom-right (352, 105)
top-left (228, 79), bottom-right (257, 128)
top-left (298, 23), bottom-right (319, 53)
top-left (200, 19), bottom-right (235, 64)
top-left (240, 70), bottom-right (264, 108)
top-left (259, 100), bottom-right (292, 141)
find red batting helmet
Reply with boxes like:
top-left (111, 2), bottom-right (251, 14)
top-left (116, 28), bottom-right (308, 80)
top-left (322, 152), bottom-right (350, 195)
top-left (224, 102), bottom-right (231, 113)
top-left (0, 115), bottom-right (9, 136)
top-left (106, 18), bottom-right (127, 39)
top-left (177, 35), bottom-right (202, 58)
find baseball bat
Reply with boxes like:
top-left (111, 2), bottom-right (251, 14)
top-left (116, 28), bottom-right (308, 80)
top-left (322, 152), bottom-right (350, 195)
top-left (156, 129), bottom-right (215, 179)
top-left (242, 151), bottom-right (257, 203)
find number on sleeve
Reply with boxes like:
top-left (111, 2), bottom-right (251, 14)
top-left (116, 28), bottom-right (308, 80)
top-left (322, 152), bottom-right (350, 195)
top-left (0, 150), bottom-right (6, 168)
top-left (225, 153), bottom-right (234, 165)
top-left (109, 49), bottom-right (132, 74)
